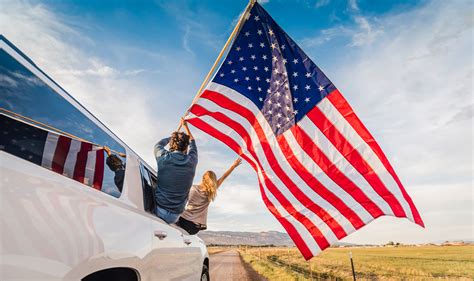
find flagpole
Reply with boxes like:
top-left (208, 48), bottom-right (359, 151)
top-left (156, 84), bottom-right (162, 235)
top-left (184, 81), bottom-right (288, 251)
top-left (178, 0), bottom-right (256, 130)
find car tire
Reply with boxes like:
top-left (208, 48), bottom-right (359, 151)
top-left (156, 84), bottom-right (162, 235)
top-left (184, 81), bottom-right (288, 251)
top-left (200, 265), bottom-right (210, 281)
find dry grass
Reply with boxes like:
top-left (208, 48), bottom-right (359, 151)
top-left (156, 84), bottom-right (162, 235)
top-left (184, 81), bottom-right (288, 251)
top-left (239, 245), bottom-right (474, 280)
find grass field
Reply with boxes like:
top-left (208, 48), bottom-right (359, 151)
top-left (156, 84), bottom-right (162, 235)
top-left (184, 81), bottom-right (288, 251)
top-left (238, 245), bottom-right (474, 280)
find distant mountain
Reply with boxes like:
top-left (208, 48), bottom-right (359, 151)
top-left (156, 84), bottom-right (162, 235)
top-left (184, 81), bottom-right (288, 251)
top-left (198, 230), bottom-right (295, 246)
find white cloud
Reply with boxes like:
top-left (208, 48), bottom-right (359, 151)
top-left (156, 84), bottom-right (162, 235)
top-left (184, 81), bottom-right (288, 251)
top-left (0, 0), bottom-right (159, 164)
top-left (315, 0), bottom-right (331, 9)
top-left (348, 0), bottom-right (359, 12)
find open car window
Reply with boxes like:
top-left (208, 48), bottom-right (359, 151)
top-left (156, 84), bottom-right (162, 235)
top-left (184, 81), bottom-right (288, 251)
top-left (140, 164), bottom-right (157, 214)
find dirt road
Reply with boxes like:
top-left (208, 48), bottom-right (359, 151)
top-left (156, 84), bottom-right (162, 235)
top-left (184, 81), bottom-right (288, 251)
top-left (209, 250), bottom-right (264, 281)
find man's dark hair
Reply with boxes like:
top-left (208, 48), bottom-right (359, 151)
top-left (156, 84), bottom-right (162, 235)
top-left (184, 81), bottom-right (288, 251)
top-left (169, 131), bottom-right (190, 152)
top-left (106, 154), bottom-right (124, 172)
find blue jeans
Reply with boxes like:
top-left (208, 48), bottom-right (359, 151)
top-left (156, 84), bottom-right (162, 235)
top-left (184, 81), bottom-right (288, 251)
top-left (155, 206), bottom-right (180, 224)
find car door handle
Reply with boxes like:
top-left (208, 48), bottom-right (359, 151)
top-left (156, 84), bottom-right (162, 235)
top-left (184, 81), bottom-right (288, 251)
top-left (184, 238), bottom-right (192, 245)
top-left (154, 230), bottom-right (168, 240)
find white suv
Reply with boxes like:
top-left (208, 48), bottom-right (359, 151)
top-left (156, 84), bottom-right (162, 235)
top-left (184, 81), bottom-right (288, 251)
top-left (0, 35), bottom-right (209, 281)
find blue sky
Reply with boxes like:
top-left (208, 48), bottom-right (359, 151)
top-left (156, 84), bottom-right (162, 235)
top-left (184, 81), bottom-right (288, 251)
top-left (1, 0), bottom-right (472, 245)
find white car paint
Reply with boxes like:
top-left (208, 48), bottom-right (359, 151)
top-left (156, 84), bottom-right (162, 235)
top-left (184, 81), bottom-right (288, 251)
top-left (0, 149), bottom-right (208, 281)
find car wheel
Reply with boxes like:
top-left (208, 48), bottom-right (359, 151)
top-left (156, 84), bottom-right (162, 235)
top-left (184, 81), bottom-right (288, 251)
top-left (200, 265), bottom-right (210, 281)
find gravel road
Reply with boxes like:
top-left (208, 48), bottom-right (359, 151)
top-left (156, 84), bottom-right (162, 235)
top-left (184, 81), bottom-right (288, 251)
top-left (209, 250), bottom-right (264, 281)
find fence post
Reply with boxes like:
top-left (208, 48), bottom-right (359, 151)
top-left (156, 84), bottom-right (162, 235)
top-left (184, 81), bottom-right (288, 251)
top-left (349, 252), bottom-right (356, 281)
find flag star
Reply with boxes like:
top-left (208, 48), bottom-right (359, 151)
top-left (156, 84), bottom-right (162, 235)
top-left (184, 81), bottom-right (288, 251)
top-left (268, 110), bottom-right (273, 114)
top-left (284, 83), bottom-right (290, 89)
top-left (234, 78), bottom-right (239, 82)
top-left (269, 29), bottom-right (274, 36)
top-left (259, 97), bottom-right (263, 102)
top-left (231, 69), bottom-right (236, 74)
top-left (293, 85), bottom-right (299, 90)
top-left (293, 97), bottom-right (298, 102)
top-left (277, 113), bottom-right (282, 117)
top-left (293, 110), bottom-right (299, 115)
top-left (245, 76), bottom-right (250, 81)
top-left (305, 84), bottom-right (311, 90)
top-left (305, 72), bottom-right (311, 78)
top-left (228, 60), bottom-right (233, 65)
top-left (239, 56), bottom-right (244, 61)
top-left (257, 29), bottom-right (263, 35)
top-left (305, 97), bottom-right (310, 102)
top-left (281, 44), bottom-right (286, 50)
top-left (273, 56), bottom-right (278, 62)
top-left (293, 58), bottom-right (298, 64)
top-left (253, 66), bottom-right (258, 70)
top-left (262, 55), bottom-right (268, 60)
top-left (268, 100), bottom-right (273, 104)
top-left (282, 58), bottom-right (288, 64)
top-left (254, 15), bottom-right (260, 21)
top-left (267, 88), bottom-right (271, 93)
top-left (251, 55), bottom-right (256, 60)
top-left (276, 123), bottom-right (281, 128)
top-left (245, 31), bottom-right (251, 37)
top-left (271, 43), bottom-right (277, 50)
top-left (318, 85), bottom-right (325, 91)
top-left (219, 73), bottom-right (224, 77)
top-left (275, 80), bottom-right (281, 85)
top-left (264, 67), bottom-right (269, 72)
top-left (276, 102), bottom-right (282, 107)
top-left (276, 91), bottom-right (281, 96)
top-left (248, 86), bottom-right (252, 90)
top-left (285, 94), bottom-right (291, 100)
top-left (286, 116), bottom-right (291, 121)
top-left (248, 43), bottom-right (254, 48)
top-left (260, 42), bottom-right (265, 48)
top-left (266, 78), bottom-right (271, 83)
top-left (258, 87), bottom-right (262, 92)
top-left (256, 76), bottom-right (261, 81)
top-left (236, 46), bottom-right (241, 51)
top-left (274, 68), bottom-right (280, 74)
top-left (242, 66), bottom-right (247, 71)
top-left (293, 72), bottom-right (298, 77)
top-left (285, 105), bottom-right (291, 110)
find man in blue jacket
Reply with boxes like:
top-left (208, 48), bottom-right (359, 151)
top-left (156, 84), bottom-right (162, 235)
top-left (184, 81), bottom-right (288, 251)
top-left (154, 119), bottom-right (198, 224)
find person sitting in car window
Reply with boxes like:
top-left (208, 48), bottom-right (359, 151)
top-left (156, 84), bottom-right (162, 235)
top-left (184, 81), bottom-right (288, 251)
top-left (104, 146), bottom-right (125, 193)
top-left (177, 158), bottom-right (242, 235)
top-left (154, 118), bottom-right (198, 224)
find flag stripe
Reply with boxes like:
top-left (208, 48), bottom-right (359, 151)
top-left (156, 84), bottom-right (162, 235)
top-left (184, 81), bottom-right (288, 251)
top-left (281, 131), bottom-right (375, 225)
top-left (193, 92), bottom-right (348, 242)
top-left (93, 150), bottom-right (105, 190)
top-left (73, 142), bottom-right (93, 183)
top-left (326, 91), bottom-right (423, 226)
top-left (63, 140), bottom-right (82, 179)
top-left (41, 133), bottom-right (59, 169)
top-left (308, 102), bottom-right (407, 218)
top-left (292, 118), bottom-right (394, 217)
top-left (317, 95), bottom-right (414, 220)
top-left (192, 99), bottom-right (356, 236)
top-left (186, 117), bottom-right (316, 259)
top-left (51, 136), bottom-right (71, 174)
top-left (189, 108), bottom-right (334, 249)
top-left (84, 150), bottom-right (97, 187)
top-left (277, 135), bottom-right (366, 230)
top-left (191, 102), bottom-right (347, 240)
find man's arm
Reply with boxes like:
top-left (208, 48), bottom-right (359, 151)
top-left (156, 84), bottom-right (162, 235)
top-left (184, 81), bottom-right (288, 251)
top-left (217, 158), bottom-right (242, 188)
top-left (182, 119), bottom-right (198, 163)
top-left (154, 137), bottom-right (171, 158)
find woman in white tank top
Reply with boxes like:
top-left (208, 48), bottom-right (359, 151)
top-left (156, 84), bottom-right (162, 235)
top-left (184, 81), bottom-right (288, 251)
top-left (177, 158), bottom-right (242, 234)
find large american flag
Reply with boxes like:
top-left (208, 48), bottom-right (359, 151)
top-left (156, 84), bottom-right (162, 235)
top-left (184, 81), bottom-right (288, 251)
top-left (187, 3), bottom-right (423, 259)
top-left (0, 113), bottom-right (105, 190)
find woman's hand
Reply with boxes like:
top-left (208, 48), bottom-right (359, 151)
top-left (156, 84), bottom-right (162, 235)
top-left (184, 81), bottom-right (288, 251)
top-left (233, 157), bottom-right (242, 167)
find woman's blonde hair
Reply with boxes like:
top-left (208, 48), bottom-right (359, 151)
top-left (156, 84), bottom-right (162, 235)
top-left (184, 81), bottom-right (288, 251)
top-left (201, 171), bottom-right (218, 201)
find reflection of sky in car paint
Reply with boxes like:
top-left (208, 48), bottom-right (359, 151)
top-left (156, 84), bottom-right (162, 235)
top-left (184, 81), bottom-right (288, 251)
top-left (0, 49), bottom-right (122, 198)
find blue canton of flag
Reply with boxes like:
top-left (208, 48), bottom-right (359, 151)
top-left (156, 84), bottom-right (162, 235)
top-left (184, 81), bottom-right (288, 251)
top-left (212, 3), bottom-right (336, 135)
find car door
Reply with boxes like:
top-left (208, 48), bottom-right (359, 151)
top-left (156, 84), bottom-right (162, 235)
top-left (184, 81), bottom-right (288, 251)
top-left (138, 164), bottom-right (202, 280)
